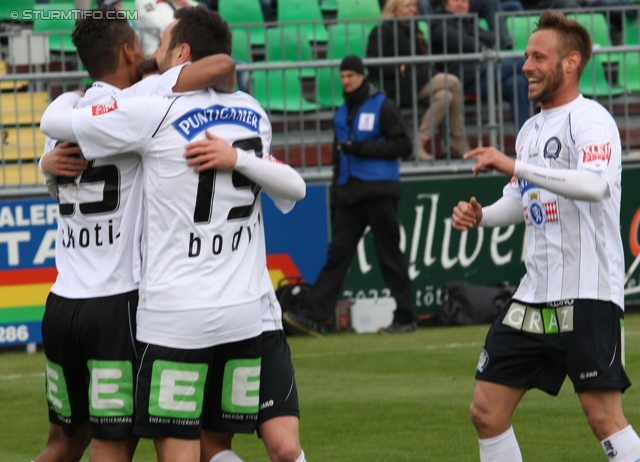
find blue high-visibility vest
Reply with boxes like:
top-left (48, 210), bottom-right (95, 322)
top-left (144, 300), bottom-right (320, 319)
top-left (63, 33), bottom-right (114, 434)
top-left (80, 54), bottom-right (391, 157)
top-left (334, 93), bottom-right (400, 185)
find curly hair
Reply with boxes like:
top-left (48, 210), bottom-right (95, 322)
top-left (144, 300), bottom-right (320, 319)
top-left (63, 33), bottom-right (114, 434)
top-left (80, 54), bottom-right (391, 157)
top-left (535, 10), bottom-right (592, 78)
top-left (71, 6), bottom-right (136, 80)
top-left (168, 5), bottom-right (231, 61)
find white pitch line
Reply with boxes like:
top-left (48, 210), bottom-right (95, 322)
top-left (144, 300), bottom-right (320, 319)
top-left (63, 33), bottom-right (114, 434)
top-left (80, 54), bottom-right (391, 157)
top-left (292, 341), bottom-right (481, 359)
top-left (0, 372), bottom-right (44, 381)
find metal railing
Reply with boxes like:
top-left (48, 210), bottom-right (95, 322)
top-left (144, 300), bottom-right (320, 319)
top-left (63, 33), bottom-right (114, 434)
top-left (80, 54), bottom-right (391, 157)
top-left (1, 8), bottom-right (640, 197)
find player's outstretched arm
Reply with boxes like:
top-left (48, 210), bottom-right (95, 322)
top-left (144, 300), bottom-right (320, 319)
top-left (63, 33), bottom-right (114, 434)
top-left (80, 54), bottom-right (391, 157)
top-left (513, 161), bottom-right (608, 201)
top-left (40, 91), bottom-right (83, 143)
top-left (172, 54), bottom-right (237, 93)
top-left (185, 130), bottom-right (306, 203)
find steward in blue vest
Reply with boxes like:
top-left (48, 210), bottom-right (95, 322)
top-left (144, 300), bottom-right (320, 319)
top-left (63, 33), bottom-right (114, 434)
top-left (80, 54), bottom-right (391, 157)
top-left (283, 56), bottom-right (418, 338)
top-left (332, 79), bottom-right (413, 206)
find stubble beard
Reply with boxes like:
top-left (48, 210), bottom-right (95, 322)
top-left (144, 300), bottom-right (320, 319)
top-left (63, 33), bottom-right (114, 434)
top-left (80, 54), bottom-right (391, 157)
top-left (531, 61), bottom-right (564, 105)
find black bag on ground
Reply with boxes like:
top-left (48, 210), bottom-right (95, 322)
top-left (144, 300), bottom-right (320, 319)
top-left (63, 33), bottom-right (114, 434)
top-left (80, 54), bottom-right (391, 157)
top-left (275, 277), bottom-right (312, 336)
top-left (435, 281), bottom-right (515, 327)
top-left (275, 277), bottom-right (312, 315)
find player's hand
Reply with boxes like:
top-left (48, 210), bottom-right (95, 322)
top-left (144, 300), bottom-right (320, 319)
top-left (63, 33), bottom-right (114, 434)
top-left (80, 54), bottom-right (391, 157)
top-left (41, 142), bottom-right (87, 177)
top-left (184, 130), bottom-right (238, 172)
top-left (452, 196), bottom-right (483, 231)
top-left (464, 147), bottom-right (515, 177)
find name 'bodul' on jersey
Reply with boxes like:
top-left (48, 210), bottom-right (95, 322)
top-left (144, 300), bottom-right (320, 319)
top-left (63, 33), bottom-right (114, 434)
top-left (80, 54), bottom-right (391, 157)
top-left (140, 91), bottom-right (271, 312)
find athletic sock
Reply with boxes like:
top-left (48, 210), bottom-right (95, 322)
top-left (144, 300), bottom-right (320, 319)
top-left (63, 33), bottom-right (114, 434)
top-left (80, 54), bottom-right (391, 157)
top-left (479, 426), bottom-right (523, 462)
top-left (209, 450), bottom-right (244, 462)
top-left (295, 450), bottom-right (306, 462)
top-left (601, 425), bottom-right (640, 461)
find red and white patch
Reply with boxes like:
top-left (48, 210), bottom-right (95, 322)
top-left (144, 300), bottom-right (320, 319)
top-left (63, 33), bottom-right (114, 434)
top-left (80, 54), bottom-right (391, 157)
top-left (265, 154), bottom-right (285, 165)
top-left (544, 201), bottom-right (558, 222)
top-left (582, 142), bottom-right (611, 165)
top-left (524, 200), bottom-right (559, 226)
top-left (91, 102), bottom-right (118, 116)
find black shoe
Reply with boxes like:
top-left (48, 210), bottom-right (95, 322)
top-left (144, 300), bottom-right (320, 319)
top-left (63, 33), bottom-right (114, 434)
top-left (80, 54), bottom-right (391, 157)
top-left (283, 312), bottom-right (326, 338)
top-left (378, 321), bottom-right (418, 335)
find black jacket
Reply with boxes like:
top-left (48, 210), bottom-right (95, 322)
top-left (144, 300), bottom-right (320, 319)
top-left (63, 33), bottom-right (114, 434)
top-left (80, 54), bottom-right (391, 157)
top-left (430, 8), bottom-right (496, 87)
top-left (366, 20), bottom-right (435, 107)
top-left (332, 81), bottom-right (413, 205)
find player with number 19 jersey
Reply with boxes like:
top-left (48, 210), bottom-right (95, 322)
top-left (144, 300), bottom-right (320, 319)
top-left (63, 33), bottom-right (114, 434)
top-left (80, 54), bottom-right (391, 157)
top-left (42, 89), bottom-right (306, 350)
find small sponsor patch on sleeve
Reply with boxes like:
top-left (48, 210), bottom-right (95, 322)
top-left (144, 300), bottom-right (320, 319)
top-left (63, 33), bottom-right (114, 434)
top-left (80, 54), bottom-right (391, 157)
top-left (582, 142), bottom-right (611, 164)
top-left (265, 154), bottom-right (285, 165)
top-left (91, 102), bottom-right (118, 116)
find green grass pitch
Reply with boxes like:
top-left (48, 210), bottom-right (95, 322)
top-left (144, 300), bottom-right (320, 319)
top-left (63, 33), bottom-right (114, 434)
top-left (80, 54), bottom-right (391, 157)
top-left (3, 314), bottom-right (640, 461)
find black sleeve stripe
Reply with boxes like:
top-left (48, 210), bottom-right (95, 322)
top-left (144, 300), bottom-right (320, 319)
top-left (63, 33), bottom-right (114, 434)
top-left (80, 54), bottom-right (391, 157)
top-left (152, 96), bottom-right (182, 138)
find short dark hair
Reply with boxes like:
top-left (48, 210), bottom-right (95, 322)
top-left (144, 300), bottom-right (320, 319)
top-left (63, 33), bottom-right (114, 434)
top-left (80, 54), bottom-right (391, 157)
top-left (72, 7), bottom-right (136, 80)
top-left (169, 5), bottom-right (231, 61)
top-left (535, 10), bottom-right (592, 78)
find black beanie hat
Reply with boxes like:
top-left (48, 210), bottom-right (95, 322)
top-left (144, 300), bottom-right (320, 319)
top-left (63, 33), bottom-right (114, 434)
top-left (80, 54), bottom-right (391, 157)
top-left (340, 55), bottom-right (365, 75)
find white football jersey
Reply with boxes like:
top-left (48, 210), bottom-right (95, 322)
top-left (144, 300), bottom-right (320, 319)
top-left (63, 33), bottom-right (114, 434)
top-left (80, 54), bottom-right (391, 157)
top-left (70, 89), bottom-right (288, 347)
top-left (47, 82), bottom-right (144, 299)
top-left (46, 69), bottom-right (188, 299)
top-left (506, 95), bottom-right (624, 308)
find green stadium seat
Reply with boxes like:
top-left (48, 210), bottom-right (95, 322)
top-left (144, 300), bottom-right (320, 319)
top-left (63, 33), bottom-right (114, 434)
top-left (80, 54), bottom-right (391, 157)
top-left (277, 0), bottom-right (329, 42)
top-left (579, 57), bottom-right (624, 97)
top-left (252, 68), bottom-right (318, 112)
top-left (320, 0), bottom-right (338, 12)
top-left (219, 0), bottom-right (266, 47)
top-left (232, 28), bottom-right (251, 63)
top-left (33, 4), bottom-right (76, 54)
top-left (0, 0), bottom-right (34, 20)
top-left (624, 15), bottom-right (640, 45)
top-left (336, 0), bottom-right (381, 34)
top-left (327, 22), bottom-right (369, 59)
top-left (505, 15), bottom-right (539, 51)
top-left (617, 52), bottom-right (640, 93)
top-left (265, 27), bottom-right (316, 77)
top-left (316, 67), bottom-right (343, 108)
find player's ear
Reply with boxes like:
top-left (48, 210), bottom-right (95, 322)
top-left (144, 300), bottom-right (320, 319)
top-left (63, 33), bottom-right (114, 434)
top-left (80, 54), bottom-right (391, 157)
top-left (122, 42), bottom-right (134, 64)
top-left (177, 43), bottom-right (191, 64)
top-left (563, 50), bottom-right (581, 77)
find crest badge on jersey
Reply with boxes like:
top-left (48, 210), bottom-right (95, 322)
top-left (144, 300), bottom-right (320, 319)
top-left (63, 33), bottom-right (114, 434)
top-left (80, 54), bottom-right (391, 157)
top-left (543, 137), bottom-right (561, 159)
top-left (528, 193), bottom-right (546, 229)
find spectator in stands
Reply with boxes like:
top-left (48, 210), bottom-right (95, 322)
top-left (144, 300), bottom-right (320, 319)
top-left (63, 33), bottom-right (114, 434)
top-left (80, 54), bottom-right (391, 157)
top-left (430, 0), bottom-right (521, 49)
top-left (431, 0), bottom-right (530, 129)
top-left (367, 0), bottom-right (469, 160)
top-left (283, 56), bottom-right (418, 337)
top-left (135, 0), bottom-right (197, 57)
top-left (379, 0), bottom-right (434, 15)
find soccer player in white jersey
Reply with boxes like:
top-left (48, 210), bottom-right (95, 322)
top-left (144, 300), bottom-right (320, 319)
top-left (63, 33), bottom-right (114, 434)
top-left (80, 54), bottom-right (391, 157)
top-left (40, 6), bottom-right (307, 462)
top-left (451, 10), bottom-right (640, 462)
top-left (36, 8), bottom-right (237, 462)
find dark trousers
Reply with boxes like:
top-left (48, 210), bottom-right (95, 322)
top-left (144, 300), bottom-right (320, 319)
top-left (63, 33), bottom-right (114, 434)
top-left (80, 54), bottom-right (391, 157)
top-left (302, 197), bottom-right (415, 324)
